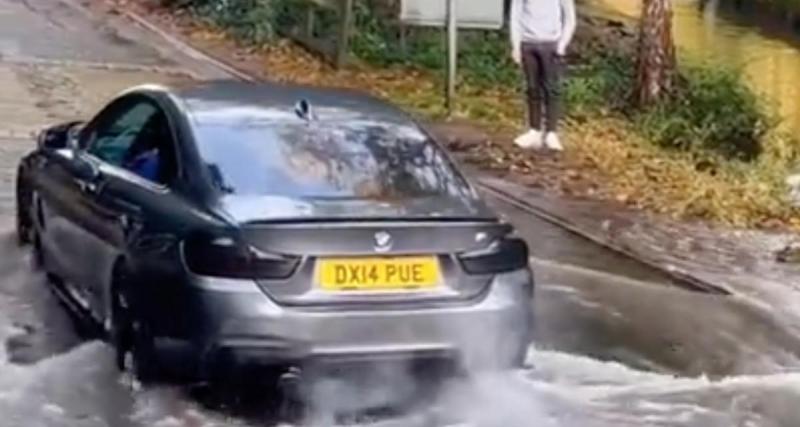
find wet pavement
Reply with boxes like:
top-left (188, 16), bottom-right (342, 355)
top-left (0, 0), bottom-right (164, 64)
top-left (3, 207), bottom-right (800, 426)
top-left (1, 0), bottom-right (800, 425)
top-left (480, 176), bottom-right (800, 340)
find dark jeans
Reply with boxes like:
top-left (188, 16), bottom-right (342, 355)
top-left (521, 42), bottom-right (562, 132)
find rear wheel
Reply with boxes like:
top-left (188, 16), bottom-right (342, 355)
top-left (122, 320), bottom-right (160, 384)
top-left (15, 178), bottom-right (32, 246)
top-left (111, 266), bottom-right (160, 384)
top-left (31, 231), bottom-right (44, 270)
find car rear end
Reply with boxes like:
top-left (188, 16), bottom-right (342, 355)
top-left (174, 94), bottom-right (534, 376)
top-left (181, 217), bottom-right (533, 375)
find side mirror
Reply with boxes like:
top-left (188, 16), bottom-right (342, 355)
top-left (70, 154), bottom-right (100, 183)
top-left (294, 99), bottom-right (316, 122)
top-left (37, 121), bottom-right (84, 151)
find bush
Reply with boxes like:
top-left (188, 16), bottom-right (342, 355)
top-left (637, 65), bottom-right (770, 161)
top-left (560, 45), bottom-right (770, 162)
top-left (563, 51), bottom-right (634, 118)
top-left (457, 31), bottom-right (520, 87)
top-left (187, 0), bottom-right (279, 44)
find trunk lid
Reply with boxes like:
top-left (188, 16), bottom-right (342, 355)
top-left (218, 194), bottom-right (497, 224)
top-left (239, 219), bottom-right (511, 307)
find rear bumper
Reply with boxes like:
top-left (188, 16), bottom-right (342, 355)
top-left (166, 269), bottom-right (533, 377)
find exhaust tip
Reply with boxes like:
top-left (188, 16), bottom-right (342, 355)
top-left (277, 367), bottom-right (306, 422)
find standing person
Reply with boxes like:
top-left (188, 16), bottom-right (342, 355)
top-left (510, 0), bottom-right (576, 151)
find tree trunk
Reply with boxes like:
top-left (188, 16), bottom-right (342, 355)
top-left (635, 0), bottom-right (677, 106)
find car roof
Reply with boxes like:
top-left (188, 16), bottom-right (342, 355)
top-left (169, 80), bottom-right (419, 129)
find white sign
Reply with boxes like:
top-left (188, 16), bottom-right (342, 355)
top-left (400, 0), bottom-right (505, 30)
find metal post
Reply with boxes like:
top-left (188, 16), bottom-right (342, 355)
top-left (398, 23), bottom-right (408, 58)
top-left (336, 0), bottom-right (355, 69)
top-left (305, 4), bottom-right (316, 39)
top-left (446, 0), bottom-right (458, 116)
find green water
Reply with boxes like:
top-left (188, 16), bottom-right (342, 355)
top-left (586, 0), bottom-right (800, 134)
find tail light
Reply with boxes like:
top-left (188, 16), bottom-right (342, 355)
top-left (458, 237), bottom-right (529, 275)
top-left (182, 233), bottom-right (299, 279)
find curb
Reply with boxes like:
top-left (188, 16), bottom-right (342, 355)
top-left (0, 56), bottom-right (195, 77)
top-left (0, 129), bottom-right (37, 141)
top-left (114, 4), bottom-right (731, 297)
top-left (478, 180), bottom-right (731, 296)
top-left (122, 10), bottom-right (256, 83)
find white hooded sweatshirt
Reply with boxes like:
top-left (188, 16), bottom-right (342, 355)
top-left (510, 0), bottom-right (577, 55)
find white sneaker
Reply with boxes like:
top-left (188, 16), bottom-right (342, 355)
top-left (544, 132), bottom-right (564, 151)
top-left (514, 129), bottom-right (543, 149)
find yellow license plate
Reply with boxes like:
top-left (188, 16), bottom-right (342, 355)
top-left (318, 256), bottom-right (441, 291)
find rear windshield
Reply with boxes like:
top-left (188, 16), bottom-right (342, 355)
top-left (193, 121), bottom-right (478, 202)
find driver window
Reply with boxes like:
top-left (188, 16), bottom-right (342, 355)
top-left (86, 99), bottom-right (178, 187)
top-left (88, 102), bottom-right (158, 166)
top-left (122, 111), bottom-right (177, 186)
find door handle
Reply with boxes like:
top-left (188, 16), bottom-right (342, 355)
top-left (77, 180), bottom-right (99, 195)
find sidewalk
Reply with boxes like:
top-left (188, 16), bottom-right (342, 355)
top-left (88, 0), bottom-right (800, 328)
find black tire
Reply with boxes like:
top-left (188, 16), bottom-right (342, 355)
top-left (111, 265), bottom-right (160, 384)
top-left (31, 230), bottom-right (44, 270)
top-left (129, 319), bottom-right (160, 383)
top-left (15, 179), bottom-right (32, 246)
top-left (111, 282), bottom-right (130, 372)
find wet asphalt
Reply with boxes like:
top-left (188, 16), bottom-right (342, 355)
top-left (1, 0), bottom-right (800, 425)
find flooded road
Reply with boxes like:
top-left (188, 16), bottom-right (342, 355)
top-left (585, 0), bottom-right (800, 134)
top-left (3, 200), bottom-right (800, 426)
top-left (1, 0), bottom-right (800, 425)
top-left (2, 137), bottom-right (800, 427)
